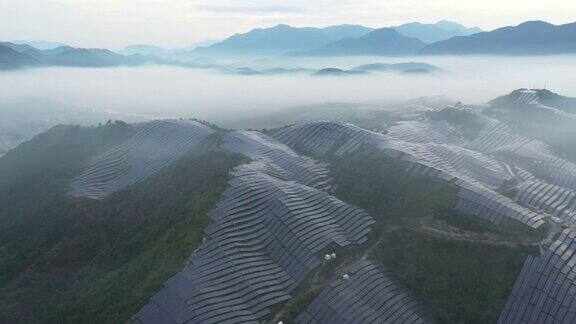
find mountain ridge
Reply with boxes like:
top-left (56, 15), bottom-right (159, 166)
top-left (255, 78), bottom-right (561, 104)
top-left (298, 28), bottom-right (426, 56)
top-left (192, 21), bottom-right (481, 56)
top-left (0, 42), bottom-right (154, 69)
top-left (393, 21), bottom-right (482, 43)
top-left (420, 20), bottom-right (576, 55)
top-left (0, 44), bottom-right (39, 70)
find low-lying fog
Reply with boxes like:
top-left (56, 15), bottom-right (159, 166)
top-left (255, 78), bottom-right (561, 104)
top-left (1, 55), bottom-right (575, 128)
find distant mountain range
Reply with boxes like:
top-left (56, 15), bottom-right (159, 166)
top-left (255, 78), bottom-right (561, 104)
top-left (189, 21), bottom-right (480, 56)
top-left (3, 19), bottom-right (576, 70)
top-left (420, 21), bottom-right (576, 55)
top-left (116, 21), bottom-right (481, 58)
top-left (119, 44), bottom-right (172, 57)
top-left (310, 62), bottom-right (442, 76)
top-left (312, 68), bottom-right (369, 76)
top-left (193, 24), bottom-right (351, 55)
top-left (117, 25), bottom-right (369, 58)
top-left (296, 20), bottom-right (576, 57)
top-left (116, 20), bottom-right (576, 58)
top-left (10, 40), bottom-right (67, 50)
top-left (393, 20), bottom-right (482, 44)
top-left (0, 42), bottom-right (152, 70)
top-left (118, 40), bottom-right (219, 58)
top-left (351, 62), bottom-right (442, 73)
top-left (297, 28), bottom-right (426, 56)
top-left (0, 44), bottom-right (39, 70)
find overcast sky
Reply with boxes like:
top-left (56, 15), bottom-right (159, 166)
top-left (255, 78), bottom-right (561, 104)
top-left (1, 0), bottom-right (575, 49)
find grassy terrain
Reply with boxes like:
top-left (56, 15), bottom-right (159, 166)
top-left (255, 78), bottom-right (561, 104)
top-left (0, 124), bottom-right (240, 323)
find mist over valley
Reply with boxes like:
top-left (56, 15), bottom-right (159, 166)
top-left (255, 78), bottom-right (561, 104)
top-left (2, 7), bottom-right (576, 323)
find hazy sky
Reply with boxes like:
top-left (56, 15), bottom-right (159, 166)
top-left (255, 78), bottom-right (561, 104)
top-left (1, 0), bottom-right (575, 49)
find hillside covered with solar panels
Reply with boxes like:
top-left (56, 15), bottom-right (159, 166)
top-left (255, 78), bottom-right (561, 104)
top-left (1, 88), bottom-right (576, 323)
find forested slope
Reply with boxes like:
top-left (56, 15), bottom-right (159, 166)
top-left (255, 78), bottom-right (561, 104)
top-left (0, 123), bottom-right (241, 322)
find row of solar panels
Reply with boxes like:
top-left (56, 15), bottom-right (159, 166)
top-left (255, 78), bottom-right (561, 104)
top-left (66, 114), bottom-right (576, 323)
top-left (221, 130), bottom-right (332, 190)
top-left (466, 121), bottom-right (535, 154)
top-left (297, 261), bottom-right (433, 324)
top-left (467, 120), bottom-right (576, 192)
top-left (517, 181), bottom-right (576, 226)
top-left (274, 120), bottom-right (508, 189)
top-left (544, 158), bottom-right (576, 192)
top-left (499, 228), bottom-right (576, 323)
top-left (70, 120), bottom-right (215, 200)
top-left (68, 124), bottom-right (436, 323)
top-left (133, 131), bottom-right (376, 323)
top-left (514, 90), bottom-right (539, 105)
top-left (386, 120), bottom-right (465, 146)
top-left (455, 184), bottom-right (545, 228)
top-left (273, 120), bottom-right (545, 229)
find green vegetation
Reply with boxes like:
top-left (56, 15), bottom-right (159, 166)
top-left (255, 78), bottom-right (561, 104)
top-left (0, 124), bottom-right (240, 323)
top-left (329, 146), bottom-right (459, 227)
top-left (370, 229), bottom-right (536, 323)
top-left (0, 123), bottom-right (548, 323)
top-left (266, 243), bottom-right (365, 324)
top-left (325, 147), bottom-right (540, 323)
top-left (283, 289), bottom-right (323, 321)
top-left (426, 107), bottom-right (486, 140)
top-left (0, 121), bottom-right (136, 287)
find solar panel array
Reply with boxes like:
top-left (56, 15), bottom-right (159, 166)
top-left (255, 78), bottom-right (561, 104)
top-left (133, 130), bottom-right (375, 324)
top-left (516, 181), bottom-right (576, 226)
top-left (273, 121), bottom-right (544, 229)
top-left (275, 121), bottom-right (511, 188)
top-left (404, 143), bottom-right (513, 189)
top-left (386, 120), bottom-right (465, 145)
top-left (296, 261), bottom-right (433, 324)
top-left (542, 158), bottom-right (576, 191)
top-left (221, 130), bottom-right (332, 190)
top-left (515, 167), bottom-right (538, 182)
top-left (514, 90), bottom-right (539, 105)
top-left (466, 120), bottom-right (576, 187)
top-left (499, 229), bottom-right (576, 323)
top-left (510, 90), bottom-right (575, 119)
top-left (274, 121), bottom-right (384, 156)
top-left (70, 120), bottom-right (215, 200)
top-left (466, 120), bottom-right (541, 155)
top-left (455, 183), bottom-right (545, 228)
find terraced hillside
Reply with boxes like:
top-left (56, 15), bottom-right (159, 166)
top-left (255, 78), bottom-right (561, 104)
top-left (271, 96), bottom-right (576, 322)
top-left (325, 147), bottom-right (542, 322)
top-left (133, 102), bottom-right (563, 323)
top-left (516, 181), bottom-right (576, 225)
top-left (486, 89), bottom-right (576, 161)
top-left (71, 120), bottom-right (215, 200)
top-left (500, 229), bottom-right (576, 323)
top-left (274, 119), bottom-right (544, 229)
top-left (3, 89), bottom-right (576, 323)
top-left (0, 123), bottom-right (241, 322)
top-left (297, 261), bottom-right (432, 324)
top-left (134, 130), bottom-right (375, 323)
